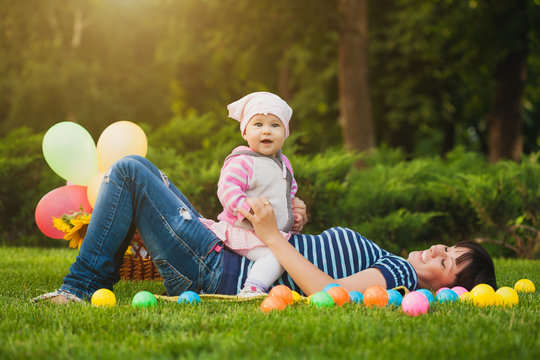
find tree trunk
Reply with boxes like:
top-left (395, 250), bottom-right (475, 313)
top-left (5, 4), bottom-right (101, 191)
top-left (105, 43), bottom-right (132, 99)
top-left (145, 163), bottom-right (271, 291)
top-left (338, 0), bottom-right (375, 158)
top-left (486, 1), bottom-right (528, 163)
top-left (278, 51), bottom-right (293, 102)
top-left (71, 3), bottom-right (89, 48)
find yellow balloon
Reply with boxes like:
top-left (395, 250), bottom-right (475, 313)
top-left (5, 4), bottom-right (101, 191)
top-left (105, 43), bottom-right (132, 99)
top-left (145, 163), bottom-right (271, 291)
top-left (97, 121), bottom-right (148, 172)
top-left (87, 171), bottom-right (106, 207)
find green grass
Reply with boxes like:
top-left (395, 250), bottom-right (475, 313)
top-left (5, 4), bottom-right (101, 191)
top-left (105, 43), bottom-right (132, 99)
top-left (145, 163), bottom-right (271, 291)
top-left (1, 247), bottom-right (539, 360)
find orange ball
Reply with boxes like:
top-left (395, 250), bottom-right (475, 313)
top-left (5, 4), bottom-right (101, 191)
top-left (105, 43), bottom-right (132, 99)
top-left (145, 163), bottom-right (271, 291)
top-left (327, 286), bottom-right (350, 306)
top-left (260, 295), bottom-right (287, 313)
top-left (268, 285), bottom-right (294, 305)
top-left (363, 285), bottom-right (389, 308)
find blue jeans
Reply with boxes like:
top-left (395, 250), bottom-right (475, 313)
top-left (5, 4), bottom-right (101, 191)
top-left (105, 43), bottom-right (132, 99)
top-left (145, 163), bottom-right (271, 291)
top-left (60, 155), bottom-right (223, 301)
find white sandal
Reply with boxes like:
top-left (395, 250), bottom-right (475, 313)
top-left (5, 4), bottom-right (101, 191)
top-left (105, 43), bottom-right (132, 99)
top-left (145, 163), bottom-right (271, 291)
top-left (31, 289), bottom-right (84, 304)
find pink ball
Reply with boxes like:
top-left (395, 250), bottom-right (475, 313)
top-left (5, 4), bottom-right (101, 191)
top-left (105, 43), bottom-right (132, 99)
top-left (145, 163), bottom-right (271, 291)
top-left (435, 287), bottom-right (450, 295)
top-left (451, 286), bottom-right (468, 297)
top-left (402, 291), bottom-right (429, 316)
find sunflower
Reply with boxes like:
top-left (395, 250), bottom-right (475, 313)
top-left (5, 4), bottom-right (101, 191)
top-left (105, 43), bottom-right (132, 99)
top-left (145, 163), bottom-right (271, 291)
top-left (63, 214), bottom-right (91, 249)
top-left (52, 217), bottom-right (72, 233)
top-left (52, 210), bottom-right (91, 250)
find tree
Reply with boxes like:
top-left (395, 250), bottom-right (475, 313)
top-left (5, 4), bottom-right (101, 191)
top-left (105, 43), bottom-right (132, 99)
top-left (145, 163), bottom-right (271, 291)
top-left (485, 0), bottom-right (530, 162)
top-left (338, 0), bottom-right (375, 156)
top-left (368, 0), bottom-right (540, 159)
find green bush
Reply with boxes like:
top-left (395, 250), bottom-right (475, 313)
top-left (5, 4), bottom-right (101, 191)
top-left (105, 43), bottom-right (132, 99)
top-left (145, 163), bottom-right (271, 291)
top-left (0, 128), bottom-right (63, 246)
top-left (338, 148), bottom-right (539, 258)
top-left (1, 121), bottom-right (538, 258)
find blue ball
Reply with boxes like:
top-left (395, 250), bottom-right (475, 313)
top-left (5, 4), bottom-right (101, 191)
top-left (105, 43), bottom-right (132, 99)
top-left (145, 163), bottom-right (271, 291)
top-left (349, 291), bottom-right (363, 304)
top-left (416, 289), bottom-right (435, 305)
top-left (436, 289), bottom-right (458, 303)
top-left (177, 291), bottom-right (201, 304)
top-left (322, 283), bottom-right (341, 292)
top-left (386, 289), bottom-right (403, 306)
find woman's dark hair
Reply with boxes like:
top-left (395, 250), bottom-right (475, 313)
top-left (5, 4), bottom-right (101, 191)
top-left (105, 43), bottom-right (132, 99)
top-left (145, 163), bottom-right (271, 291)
top-left (454, 241), bottom-right (497, 290)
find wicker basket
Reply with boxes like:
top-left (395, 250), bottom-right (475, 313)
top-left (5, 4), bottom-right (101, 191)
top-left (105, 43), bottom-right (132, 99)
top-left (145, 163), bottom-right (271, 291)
top-left (119, 233), bottom-right (162, 281)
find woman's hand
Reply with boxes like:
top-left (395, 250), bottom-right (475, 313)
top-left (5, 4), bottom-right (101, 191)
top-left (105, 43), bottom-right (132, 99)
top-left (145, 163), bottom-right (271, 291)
top-left (239, 198), bottom-right (282, 244)
top-left (240, 198), bottom-right (386, 295)
top-left (291, 197), bottom-right (308, 232)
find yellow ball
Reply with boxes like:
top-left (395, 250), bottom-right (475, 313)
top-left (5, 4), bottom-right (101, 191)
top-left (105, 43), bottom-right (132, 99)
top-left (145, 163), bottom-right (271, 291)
top-left (459, 291), bottom-right (473, 303)
top-left (91, 288), bottom-right (116, 307)
top-left (291, 291), bottom-right (302, 304)
top-left (514, 279), bottom-right (535, 293)
top-left (471, 284), bottom-right (496, 307)
top-left (495, 287), bottom-right (519, 307)
top-left (307, 294), bottom-right (313, 304)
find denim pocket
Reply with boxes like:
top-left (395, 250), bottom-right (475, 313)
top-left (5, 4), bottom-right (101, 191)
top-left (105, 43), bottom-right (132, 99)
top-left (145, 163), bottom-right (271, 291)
top-left (153, 259), bottom-right (193, 295)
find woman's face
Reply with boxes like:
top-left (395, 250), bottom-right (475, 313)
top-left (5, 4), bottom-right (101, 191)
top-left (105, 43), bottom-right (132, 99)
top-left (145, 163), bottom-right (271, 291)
top-left (408, 245), bottom-right (470, 290)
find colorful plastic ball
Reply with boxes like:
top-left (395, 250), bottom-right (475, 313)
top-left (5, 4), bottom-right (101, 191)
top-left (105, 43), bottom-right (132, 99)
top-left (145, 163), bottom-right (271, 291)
top-left (269, 285), bottom-right (293, 305)
top-left (132, 291), bottom-right (157, 308)
top-left (416, 289), bottom-right (435, 305)
top-left (363, 285), bottom-right (389, 308)
top-left (327, 286), bottom-right (350, 306)
top-left (459, 292), bottom-right (473, 303)
top-left (260, 296), bottom-right (287, 313)
top-left (309, 291), bottom-right (335, 308)
top-left (323, 283), bottom-right (341, 292)
top-left (177, 291), bottom-right (201, 304)
top-left (349, 291), bottom-right (363, 304)
top-left (435, 287), bottom-right (450, 295)
top-left (386, 289), bottom-right (403, 306)
top-left (291, 291), bottom-right (303, 304)
top-left (436, 289), bottom-right (459, 303)
top-left (91, 288), bottom-right (116, 307)
top-left (451, 286), bottom-right (468, 297)
top-left (514, 279), bottom-right (535, 293)
top-left (401, 291), bottom-right (429, 316)
top-left (495, 287), bottom-right (519, 307)
top-left (471, 284), bottom-right (496, 307)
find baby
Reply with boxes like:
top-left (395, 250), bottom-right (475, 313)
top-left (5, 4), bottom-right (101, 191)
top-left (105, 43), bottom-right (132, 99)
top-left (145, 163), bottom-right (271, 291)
top-left (201, 91), bottom-right (302, 297)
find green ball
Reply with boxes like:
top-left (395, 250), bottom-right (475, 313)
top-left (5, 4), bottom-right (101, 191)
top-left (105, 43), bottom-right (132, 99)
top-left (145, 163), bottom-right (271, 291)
top-left (309, 291), bottom-right (335, 308)
top-left (132, 291), bottom-right (157, 308)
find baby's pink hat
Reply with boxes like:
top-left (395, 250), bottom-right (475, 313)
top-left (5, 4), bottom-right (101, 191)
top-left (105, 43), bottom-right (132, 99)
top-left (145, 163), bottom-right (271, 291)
top-left (227, 91), bottom-right (293, 138)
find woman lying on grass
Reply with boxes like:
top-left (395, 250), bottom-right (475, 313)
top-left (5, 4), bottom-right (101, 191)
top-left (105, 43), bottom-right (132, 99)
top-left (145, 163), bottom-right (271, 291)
top-left (32, 156), bottom-right (496, 304)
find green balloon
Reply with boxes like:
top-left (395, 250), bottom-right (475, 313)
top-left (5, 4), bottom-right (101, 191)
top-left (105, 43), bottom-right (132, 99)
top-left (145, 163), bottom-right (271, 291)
top-left (310, 291), bottom-right (335, 308)
top-left (42, 122), bottom-right (98, 186)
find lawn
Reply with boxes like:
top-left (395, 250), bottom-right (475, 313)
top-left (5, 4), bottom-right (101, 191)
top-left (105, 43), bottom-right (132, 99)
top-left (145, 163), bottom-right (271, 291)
top-left (0, 247), bottom-right (538, 360)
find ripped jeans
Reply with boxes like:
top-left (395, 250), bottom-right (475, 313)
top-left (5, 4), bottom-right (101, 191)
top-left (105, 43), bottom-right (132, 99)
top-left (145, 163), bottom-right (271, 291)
top-left (59, 155), bottom-right (223, 301)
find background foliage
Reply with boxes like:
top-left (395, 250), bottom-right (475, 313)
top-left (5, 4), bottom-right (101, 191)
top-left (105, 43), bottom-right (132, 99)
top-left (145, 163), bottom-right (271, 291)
top-left (1, 0), bottom-right (538, 154)
top-left (1, 1), bottom-right (539, 258)
top-left (1, 118), bottom-right (538, 259)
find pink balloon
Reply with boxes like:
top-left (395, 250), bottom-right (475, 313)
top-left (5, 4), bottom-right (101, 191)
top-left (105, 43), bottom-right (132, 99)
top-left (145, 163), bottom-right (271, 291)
top-left (35, 185), bottom-right (93, 239)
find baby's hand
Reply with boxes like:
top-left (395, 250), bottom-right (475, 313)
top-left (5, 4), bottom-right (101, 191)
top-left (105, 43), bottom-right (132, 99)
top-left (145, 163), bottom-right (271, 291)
top-left (291, 214), bottom-right (303, 232)
top-left (291, 197), bottom-right (308, 232)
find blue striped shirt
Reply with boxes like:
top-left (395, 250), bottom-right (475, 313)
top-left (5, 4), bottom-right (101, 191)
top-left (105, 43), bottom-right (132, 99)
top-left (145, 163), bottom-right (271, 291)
top-left (217, 227), bottom-right (418, 295)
